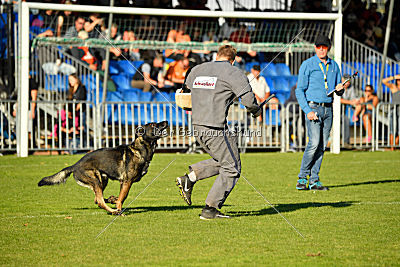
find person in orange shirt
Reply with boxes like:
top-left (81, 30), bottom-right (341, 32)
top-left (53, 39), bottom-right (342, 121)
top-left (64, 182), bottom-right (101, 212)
top-left (164, 54), bottom-right (190, 90)
top-left (165, 23), bottom-right (191, 59)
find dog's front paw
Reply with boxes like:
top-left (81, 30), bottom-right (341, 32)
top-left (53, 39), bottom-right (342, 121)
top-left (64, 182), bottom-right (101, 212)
top-left (111, 209), bottom-right (125, 216)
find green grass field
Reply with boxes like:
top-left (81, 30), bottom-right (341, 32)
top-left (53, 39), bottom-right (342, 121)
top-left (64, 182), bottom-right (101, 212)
top-left (0, 151), bottom-right (399, 266)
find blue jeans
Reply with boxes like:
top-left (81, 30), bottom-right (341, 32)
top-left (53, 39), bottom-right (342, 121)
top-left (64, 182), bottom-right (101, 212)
top-left (298, 104), bottom-right (333, 183)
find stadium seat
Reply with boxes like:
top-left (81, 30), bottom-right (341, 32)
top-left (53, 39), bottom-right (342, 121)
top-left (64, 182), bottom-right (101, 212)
top-left (260, 62), bottom-right (277, 76)
top-left (286, 75), bottom-right (298, 89)
top-left (106, 91), bottom-right (123, 102)
top-left (138, 91), bottom-right (153, 102)
top-left (108, 63), bottom-right (119, 75)
top-left (275, 91), bottom-right (290, 104)
top-left (116, 60), bottom-right (139, 77)
top-left (275, 63), bottom-right (291, 76)
top-left (271, 76), bottom-right (290, 93)
top-left (154, 92), bottom-right (171, 102)
top-left (122, 90), bottom-right (139, 102)
top-left (45, 74), bottom-right (68, 92)
top-left (265, 109), bottom-right (281, 126)
top-left (264, 76), bottom-right (275, 92)
top-left (112, 74), bottom-right (132, 91)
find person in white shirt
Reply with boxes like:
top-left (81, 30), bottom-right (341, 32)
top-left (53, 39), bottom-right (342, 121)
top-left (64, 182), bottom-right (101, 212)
top-left (247, 65), bottom-right (270, 104)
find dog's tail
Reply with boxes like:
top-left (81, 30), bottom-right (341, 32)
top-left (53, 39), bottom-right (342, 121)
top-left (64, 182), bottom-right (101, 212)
top-left (38, 166), bottom-right (74, 187)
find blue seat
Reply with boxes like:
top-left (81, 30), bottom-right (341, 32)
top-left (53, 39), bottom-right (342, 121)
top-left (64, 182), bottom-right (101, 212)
top-left (108, 63), bottom-right (119, 75)
top-left (265, 109), bottom-right (281, 126)
top-left (275, 91), bottom-right (290, 104)
top-left (138, 91), bottom-right (153, 102)
top-left (154, 92), bottom-right (171, 102)
top-left (261, 62), bottom-right (277, 76)
top-left (116, 60), bottom-right (143, 77)
top-left (45, 74), bottom-right (68, 92)
top-left (271, 76), bottom-right (290, 93)
top-left (264, 76), bottom-right (275, 93)
top-left (122, 90), bottom-right (139, 102)
top-left (106, 91), bottom-right (123, 102)
top-left (275, 63), bottom-right (291, 76)
top-left (286, 75), bottom-right (298, 89)
top-left (112, 75), bottom-right (132, 91)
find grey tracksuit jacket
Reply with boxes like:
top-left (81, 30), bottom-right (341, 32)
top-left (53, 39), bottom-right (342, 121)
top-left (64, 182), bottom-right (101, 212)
top-left (185, 60), bottom-right (260, 128)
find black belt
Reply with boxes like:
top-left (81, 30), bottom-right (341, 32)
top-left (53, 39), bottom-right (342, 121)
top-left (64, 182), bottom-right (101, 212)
top-left (308, 101), bottom-right (332, 107)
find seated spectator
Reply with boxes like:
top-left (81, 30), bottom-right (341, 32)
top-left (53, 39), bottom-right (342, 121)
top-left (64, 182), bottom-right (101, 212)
top-left (122, 30), bottom-right (141, 61)
top-left (67, 73), bottom-right (87, 114)
top-left (353, 85), bottom-right (379, 143)
top-left (164, 54), bottom-right (190, 91)
top-left (247, 65), bottom-right (270, 104)
top-left (35, 9), bottom-right (57, 38)
top-left (340, 75), bottom-right (360, 147)
top-left (70, 31), bottom-right (98, 71)
top-left (382, 74), bottom-right (400, 150)
top-left (131, 53), bottom-right (165, 92)
top-left (165, 22), bottom-right (191, 59)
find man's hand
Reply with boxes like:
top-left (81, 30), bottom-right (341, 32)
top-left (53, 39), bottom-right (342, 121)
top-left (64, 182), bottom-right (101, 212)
top-left (335, 83), bottom-right (344, 92)
top-left (307, 111), bottom-right (318, 121)
top-left (350, 99), bottom-right (360, 106)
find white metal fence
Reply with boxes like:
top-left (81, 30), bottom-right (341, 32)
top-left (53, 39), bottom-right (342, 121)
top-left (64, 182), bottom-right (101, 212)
top-left (3, 99), bottom-right (399, 153)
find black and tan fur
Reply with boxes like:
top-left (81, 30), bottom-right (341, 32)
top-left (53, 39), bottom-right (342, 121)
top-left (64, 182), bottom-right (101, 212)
top-left (38, 121), bottom-right (168, 215)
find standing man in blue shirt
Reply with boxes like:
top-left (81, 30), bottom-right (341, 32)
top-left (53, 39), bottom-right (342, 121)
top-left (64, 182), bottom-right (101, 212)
top-left (295, 35), bottom-right (344, 191)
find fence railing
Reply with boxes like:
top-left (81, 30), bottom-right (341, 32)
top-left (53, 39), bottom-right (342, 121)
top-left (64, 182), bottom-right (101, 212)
top-left (343, 35), bottom-right (400, 103)
top-left (3, 99), bottom-right (398, 153)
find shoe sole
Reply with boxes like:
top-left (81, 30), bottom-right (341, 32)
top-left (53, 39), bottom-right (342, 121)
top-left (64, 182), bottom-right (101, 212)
top-left (199, 215), bottom-right (230, 220)
top-left (175, 177), bottom-right (191, 206)
top-left (296, 186), bottom-right (308, 190)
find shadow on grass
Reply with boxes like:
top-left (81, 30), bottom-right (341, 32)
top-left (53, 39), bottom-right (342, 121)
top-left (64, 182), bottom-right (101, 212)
top-left (329, 179), bottom-right (400, 188)
top-left (227, 201), bottom-right (355, 217)
top-left (121, 205), bottom-right (204, 215)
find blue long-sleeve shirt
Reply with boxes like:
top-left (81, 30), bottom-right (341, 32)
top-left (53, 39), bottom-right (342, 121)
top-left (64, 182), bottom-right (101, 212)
top-left (295, 54), bottom-right (342, 115)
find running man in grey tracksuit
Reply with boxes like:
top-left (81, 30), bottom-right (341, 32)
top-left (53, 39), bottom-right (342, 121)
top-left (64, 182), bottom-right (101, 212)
top-left (176, 45), bottom-right (261, 220)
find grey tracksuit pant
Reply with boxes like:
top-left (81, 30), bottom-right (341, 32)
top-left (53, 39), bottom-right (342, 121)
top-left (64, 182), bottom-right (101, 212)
top-left (189, 124), bottom-right (241, 209)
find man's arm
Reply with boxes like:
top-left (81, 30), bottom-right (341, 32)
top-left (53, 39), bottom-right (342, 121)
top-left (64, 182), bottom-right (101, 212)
top-left (295, 63), bottom-right (312, 115)
top-left (382, 75), bottom-right (400, 93)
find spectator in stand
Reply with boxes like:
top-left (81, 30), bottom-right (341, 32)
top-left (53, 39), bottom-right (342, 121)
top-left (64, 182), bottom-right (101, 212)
top-left (229, 24), bottom-right (257, 68)
top-left (65, 16), bottom-right (86, 38)
top-left (67, 73), bottom-right (87, 114)
top-left (218, 18), bottom-right (237, 41)
top-left (98, 23), bottom-right (122, 70)
top-left (131, 53), bottom-right (165, 92)
top-left (84, 13), bottom-right (104, 39)
top-left (35, 9), bottom-right (57, 38)
top-left (165, 22), bottom-right (191, 59)
top-left (352, 85), bottom-right (379, 143)
top-left (56, 0), bottom-right (75, 37)
top-left (164, 54), bottom-right (190, 91)
top-left (382, 74), bottom-right (400, 150)
top-left (122, 30), bottom-right (141, 61)
top-left (340, 75), bottom-right (360, 148)
top-left (247, 64), bottom-right (270, 104)
top-left (70, 30), bottom-right (98, 71)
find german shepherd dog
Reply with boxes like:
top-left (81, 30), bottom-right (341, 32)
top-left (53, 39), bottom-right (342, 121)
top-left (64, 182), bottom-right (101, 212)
top-left (38, 121), bottom-right (168, 215)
